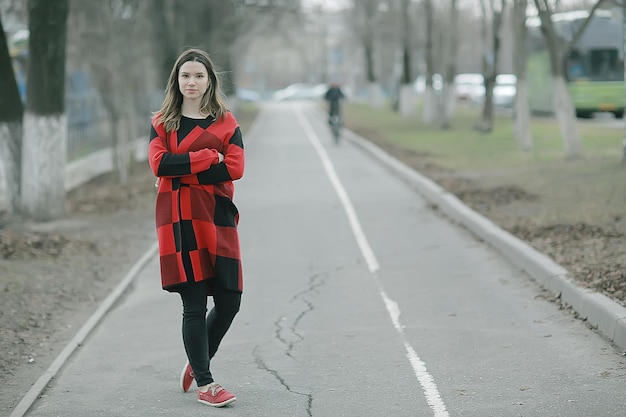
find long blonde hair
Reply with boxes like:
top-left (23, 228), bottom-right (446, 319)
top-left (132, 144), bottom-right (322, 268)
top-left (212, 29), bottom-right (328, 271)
top-left (157, 48), bottom-right (229, 132)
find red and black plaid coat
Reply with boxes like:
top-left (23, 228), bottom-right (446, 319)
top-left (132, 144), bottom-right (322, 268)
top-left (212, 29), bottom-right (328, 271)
top-left (148, 112), bottom-right (244, 293)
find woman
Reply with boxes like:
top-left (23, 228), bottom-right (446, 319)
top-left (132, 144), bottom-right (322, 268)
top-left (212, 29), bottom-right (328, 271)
top-left (148, 48), bottom-right (244, 408)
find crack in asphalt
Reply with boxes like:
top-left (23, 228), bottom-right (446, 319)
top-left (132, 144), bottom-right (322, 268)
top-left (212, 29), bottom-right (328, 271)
top-left (275, 271), bottom-right (328, 358)
top-left (253, 346), bottom-right (314, 417)
top-left (254, 270), bottom-right (330, 416)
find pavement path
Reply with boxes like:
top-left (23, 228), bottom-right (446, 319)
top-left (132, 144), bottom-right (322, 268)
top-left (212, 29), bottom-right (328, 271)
top-left (15, 102), bottom-right (626, 417)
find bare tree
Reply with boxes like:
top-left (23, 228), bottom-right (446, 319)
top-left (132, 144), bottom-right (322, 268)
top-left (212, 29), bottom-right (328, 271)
top-left (476, 0), bottom-right (506, 133)
top-left (151, 0), bottom-right (276, 96)
top-left (69, 0), bottom-right (152, 186)
top-left (532, 0), bottom-right (606, 158)
top-left (397, 0), bottom-right (416, 117)
top-left (232, 1), bottom-right (309, 88)
top-left (418, 0), bottom-right (455, 126)
top-left (617, 0), bottom-right (626, 161)
top-left (440, 0), bottom-right (459, 129)
top-left (20, 0), bottom-right (69, 220)
top-left (422, 0), bottom-right (438, 124)
top-left (0, 12), bottom-right (23, 216)
top-left (150, 0), bottom-right (179, 86)
top-left (160, 0), bottom-right (240, 94)
top-left (352, 0), bottom-right (384, 107)
top-left (622, 0), bottom-right (626, 162)
top-left (513, 0), bottom-right (533, 150)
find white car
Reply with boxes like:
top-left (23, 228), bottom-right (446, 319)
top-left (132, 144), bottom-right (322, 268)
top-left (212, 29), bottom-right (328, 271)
top-left (413, 74), bottom-right (444, 94)
top-left (492, 74), bottom-right (517, 108)
top-left (469, 74), bottom-right (517, 108)
top-left (454, 73), bottom-right (484, 102)
top-left (415, 73), bottom-right (485, 101)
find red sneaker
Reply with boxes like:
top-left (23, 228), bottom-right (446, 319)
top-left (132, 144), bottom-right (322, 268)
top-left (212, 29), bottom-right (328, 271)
top-left (197, 383), bottom-right (236, 407)
top-left (180, 362), bottom-right (194, 393)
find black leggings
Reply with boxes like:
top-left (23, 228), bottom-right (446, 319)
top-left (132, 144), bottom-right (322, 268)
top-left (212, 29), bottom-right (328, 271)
top-left (178, 280), bottom-right (241, 387)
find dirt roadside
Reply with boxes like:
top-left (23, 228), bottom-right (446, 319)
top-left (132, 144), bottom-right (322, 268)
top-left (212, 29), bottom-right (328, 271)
top-left (0, 162), bottom-right (157, 414)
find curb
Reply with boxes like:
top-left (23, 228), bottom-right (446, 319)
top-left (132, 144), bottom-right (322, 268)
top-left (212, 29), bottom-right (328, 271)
top-left (65, 137), bottom-right (147, 192)
top-left (9, 242), bottom-right (159, 417)
top-left (343, 128), bottom-right (626, 353)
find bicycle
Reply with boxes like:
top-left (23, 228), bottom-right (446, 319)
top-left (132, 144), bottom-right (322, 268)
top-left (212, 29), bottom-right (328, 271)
top-left (329, 112), bottom-right (341, 144)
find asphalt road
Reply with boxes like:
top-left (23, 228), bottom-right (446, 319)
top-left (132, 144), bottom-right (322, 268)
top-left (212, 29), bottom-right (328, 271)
top-left (22, 102), bottom-right (626, 417)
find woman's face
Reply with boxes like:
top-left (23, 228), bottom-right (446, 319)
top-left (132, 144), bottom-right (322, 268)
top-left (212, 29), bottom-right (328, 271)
top-left (178, 60), bottom-right (209, 101)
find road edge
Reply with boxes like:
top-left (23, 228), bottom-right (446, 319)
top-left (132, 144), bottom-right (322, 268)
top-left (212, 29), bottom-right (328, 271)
top-left (9, 242), bottom-right (159, 417)
top-left (342, 127), bottom-right (626, 353)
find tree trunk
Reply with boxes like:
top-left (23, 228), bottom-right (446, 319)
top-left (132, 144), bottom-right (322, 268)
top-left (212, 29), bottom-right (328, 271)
top-left (478, 1), bottom-right (505, 133)
top-left (440, 85), bottom-right (456, 129)
top-left (21, 114), bottom-right (68, 220)
top-left (478, 75), bottom-right (496, 132)
top-left (552, 75), bottom-right (583, 159)
top-left (533, 0), bottom-right (584, 158)
top-left (423, 85), bottom-right (439, 124)
top-left (441, 0), bottom-right (459, 128)
top-left (352, 0), bottom-right (382, 108)
top-left (368, 82), bottom-right (384, 108)
top-left (513, 0), bottom-right (533, 150)
top-left (21, 0), bottom-right (69, 221)
top-left (397, 0), bottom-right (415, 117)
top-left (114, 116), bottom-right (130, 185)
top-left (398, 85), bottom-right (416, 117)
top-left (151, 0), bottom-right (178, 86)
top-left (422, 0), bottom-right (438, 124)
top-left (622, 0), bottom-right (626, 162)
top-left (363, 41), bottom-right (382, 108)
top-left (0, 14), bottom-right (24, 215)
top-left (514, 79), bottom-right (533, 151)
top-left (0, 123), bottom-right (22, 215)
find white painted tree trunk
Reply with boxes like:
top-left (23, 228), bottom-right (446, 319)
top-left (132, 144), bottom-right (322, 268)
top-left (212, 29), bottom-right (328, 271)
top-left (440, 86), bottom-right (456, 127)
top-left (21, 113), bottom-right (67, 220)
top-left (368, 82), bottom-right (384, 108)
top-left (398, 84), bottom-right (416, 117)
top-left (0, 123), bottom-right (18, 214)
top-left (514, 79), bottom-right (533, 151)
top-left (0, 129), bottom-right (11, 214)
top-left (422, 86), bottom-right (438, 124)
top-left (552, 76), bottom-right (583, 158)
top-left (114, 117), bottom-right (130, 185)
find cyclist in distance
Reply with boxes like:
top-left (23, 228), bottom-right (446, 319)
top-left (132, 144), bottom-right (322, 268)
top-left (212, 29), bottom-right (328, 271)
top-left (324, 82), bottom-right (346, 125)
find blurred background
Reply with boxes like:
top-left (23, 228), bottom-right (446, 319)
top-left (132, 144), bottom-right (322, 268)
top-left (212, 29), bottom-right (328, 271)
top-left (2, 0), bottom-right (623, 151)
top-left (0, 0), bottom-right (624, 215)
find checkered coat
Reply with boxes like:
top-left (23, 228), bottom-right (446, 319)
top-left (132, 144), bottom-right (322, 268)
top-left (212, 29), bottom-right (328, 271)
top-left (148, 112), bottom-right (244, 293)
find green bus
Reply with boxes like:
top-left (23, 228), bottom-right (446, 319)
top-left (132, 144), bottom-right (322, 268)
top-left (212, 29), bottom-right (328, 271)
top-left (527, 9), bottom-right (624, 119)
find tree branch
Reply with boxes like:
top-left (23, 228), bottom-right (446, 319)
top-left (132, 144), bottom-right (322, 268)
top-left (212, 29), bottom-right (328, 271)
top-left (563, 0), bottom-right (606, 56)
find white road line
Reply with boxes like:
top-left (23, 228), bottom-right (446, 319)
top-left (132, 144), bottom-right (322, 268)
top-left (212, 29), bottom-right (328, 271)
top-left (294, 107), bottom-right (450, 417)
top-left (294, 108), bottom-right (379, 273)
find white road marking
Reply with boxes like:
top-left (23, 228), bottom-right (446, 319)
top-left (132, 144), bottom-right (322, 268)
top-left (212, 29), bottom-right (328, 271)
top-left (294, 107), bottom-right (450, 417)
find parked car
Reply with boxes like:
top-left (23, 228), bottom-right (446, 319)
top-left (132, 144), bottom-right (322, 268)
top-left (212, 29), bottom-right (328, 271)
top-left (454, 73), bottom-right (484, 102)
top-left (469, 74), bottom-right (517, 108)
top-left (492, 74), bottom-right (517, 108)
top-left (415, 73), bottom-right (486, 102)
top-left (413, 74), bottom-right (444, 94)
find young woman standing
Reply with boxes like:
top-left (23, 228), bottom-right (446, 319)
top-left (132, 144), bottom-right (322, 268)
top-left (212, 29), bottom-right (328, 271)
top-left (148, 48), bottom-right (244, 408)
